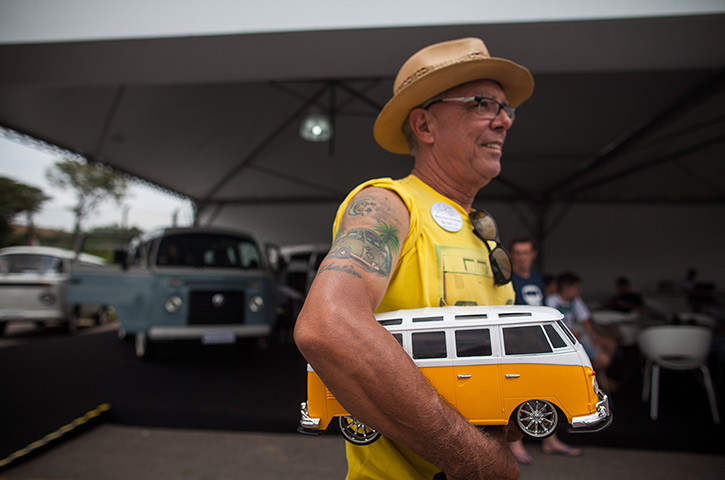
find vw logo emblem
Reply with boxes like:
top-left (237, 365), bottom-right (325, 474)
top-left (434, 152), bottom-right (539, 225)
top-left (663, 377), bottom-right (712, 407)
top-left (211, 293), bottom-right (225, 308)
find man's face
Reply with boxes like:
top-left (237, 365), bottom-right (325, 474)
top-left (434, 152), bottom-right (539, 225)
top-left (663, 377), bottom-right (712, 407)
top-left (510, 241), bottom-right (536, 273)
top-left (425, 80), bottom-right (514, 187)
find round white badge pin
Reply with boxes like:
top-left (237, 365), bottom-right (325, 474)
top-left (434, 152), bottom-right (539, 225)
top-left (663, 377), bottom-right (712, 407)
top-left (431, 202), bottom-right (463, 232)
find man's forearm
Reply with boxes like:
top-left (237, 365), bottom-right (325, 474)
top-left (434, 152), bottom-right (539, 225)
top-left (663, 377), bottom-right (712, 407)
top-left (295, 300), bottom-right (518, 480)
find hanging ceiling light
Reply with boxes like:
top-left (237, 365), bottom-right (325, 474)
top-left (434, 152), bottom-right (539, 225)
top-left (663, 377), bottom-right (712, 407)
top-left (299, 112), bottom-right (333, 142)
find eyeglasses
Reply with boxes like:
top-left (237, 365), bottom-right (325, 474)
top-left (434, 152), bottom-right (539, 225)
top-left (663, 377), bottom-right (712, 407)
top-left (469, 209), bottom-right (512, 286)
top-left (422, 95), bottom-right (516, 121)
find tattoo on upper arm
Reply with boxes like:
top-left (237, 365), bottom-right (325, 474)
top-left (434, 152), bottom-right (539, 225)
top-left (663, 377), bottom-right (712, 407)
top-left (328, 221), bottom-right (400, 277)
top-left (319, 263), bottom-right (362, 278)
top-left (322, 192), bottom-right (405, 279)
top-left (348, 197), bottom-right (377, 216)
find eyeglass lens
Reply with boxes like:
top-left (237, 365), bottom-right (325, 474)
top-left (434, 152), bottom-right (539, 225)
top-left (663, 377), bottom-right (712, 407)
top-left (470, 210), bottom-right (512, 285)
top-left (490, 246), bottom-right (512, 284)
top-left (470, 211), bottom-right (498, 240)
top-left (477, 97), bottom-right (515, 120)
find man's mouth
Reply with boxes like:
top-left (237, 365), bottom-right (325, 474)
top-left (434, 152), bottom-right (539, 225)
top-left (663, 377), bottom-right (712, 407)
top-left (482, 143), bottom-right (502, 150)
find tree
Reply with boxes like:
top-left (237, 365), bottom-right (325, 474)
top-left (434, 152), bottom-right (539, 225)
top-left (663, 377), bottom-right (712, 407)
top-left (0, 176), bottom-right (50, 245)
top-left (46, 158), bottom-right (128, 250)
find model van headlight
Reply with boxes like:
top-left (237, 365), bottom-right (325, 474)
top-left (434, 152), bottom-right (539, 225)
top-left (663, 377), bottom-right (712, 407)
top-left (248, 295), bottom-right (264, 312)
top-left (592, 376), bottom-right (600, 394)
top-left (165, 295), bottom-right (183, 313)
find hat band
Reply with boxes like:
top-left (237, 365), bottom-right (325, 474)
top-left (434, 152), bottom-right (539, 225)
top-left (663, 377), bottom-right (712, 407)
top-left (394, 51), bottom-right (489, 95)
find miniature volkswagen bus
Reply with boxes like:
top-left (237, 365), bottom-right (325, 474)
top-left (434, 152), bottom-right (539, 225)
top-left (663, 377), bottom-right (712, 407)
top-left (299, 305), bottom-right (611, 444)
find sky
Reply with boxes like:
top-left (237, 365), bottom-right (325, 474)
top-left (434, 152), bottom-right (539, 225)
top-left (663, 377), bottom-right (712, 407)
top-left (0, 136), bottom-right (194, 233)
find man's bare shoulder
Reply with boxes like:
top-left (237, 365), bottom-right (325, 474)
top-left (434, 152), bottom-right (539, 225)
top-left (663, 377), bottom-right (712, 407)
top-left (320, 186), bottom-right (410, 281)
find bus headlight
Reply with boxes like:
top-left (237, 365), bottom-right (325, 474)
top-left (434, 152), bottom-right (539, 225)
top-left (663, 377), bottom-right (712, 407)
top-left (165, 295), bottom-right (183, 313)
top-left (39, 292), bottom-right (56, 306)
top-left (248, 296), bottom-right (264, 312)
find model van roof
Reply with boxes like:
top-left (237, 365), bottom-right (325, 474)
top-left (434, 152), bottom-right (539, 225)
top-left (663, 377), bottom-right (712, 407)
top-left (375, 305), bottom-right (564, 329)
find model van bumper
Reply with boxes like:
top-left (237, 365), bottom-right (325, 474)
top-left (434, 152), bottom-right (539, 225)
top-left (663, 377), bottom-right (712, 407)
top-left (570, 394), bottom-right (612, 433)
top-left (297, 401), bottom-right (323, 435)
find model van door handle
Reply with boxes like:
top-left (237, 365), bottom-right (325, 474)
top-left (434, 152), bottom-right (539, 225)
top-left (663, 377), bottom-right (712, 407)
top-left (457, 374), bottom-right (472, 379)
top-left (505, 374), bottom-right (520, 379)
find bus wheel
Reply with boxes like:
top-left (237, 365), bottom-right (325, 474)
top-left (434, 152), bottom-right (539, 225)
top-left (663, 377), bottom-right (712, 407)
top-left (338, 416), bottom-right (380, 445)
top-left (514, 399), bottom-right (559, 439)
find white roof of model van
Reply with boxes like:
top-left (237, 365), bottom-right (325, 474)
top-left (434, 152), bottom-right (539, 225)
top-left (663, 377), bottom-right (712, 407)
top-left (375, 305), bottom-right (564, 330)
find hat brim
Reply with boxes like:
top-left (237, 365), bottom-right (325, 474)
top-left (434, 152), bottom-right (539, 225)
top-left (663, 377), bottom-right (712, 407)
top-left (374, 57), bottom-right (534, 155)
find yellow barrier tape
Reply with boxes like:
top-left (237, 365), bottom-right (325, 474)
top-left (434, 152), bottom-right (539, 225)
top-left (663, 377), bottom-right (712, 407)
top-left (0, 403), bottom-right (110, 469)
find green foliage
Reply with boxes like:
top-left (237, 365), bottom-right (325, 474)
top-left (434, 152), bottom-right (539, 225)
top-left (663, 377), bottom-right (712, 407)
top-left (83, 224), bottom-right (143, 262)
top-left (0, 176), bottom-right (50, 244)
top-left (45, 158), bottom-right (129, 237)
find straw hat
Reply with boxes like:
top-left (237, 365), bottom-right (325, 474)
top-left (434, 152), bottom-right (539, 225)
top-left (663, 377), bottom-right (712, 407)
top-left (374, 37), bottom-right (534, 154)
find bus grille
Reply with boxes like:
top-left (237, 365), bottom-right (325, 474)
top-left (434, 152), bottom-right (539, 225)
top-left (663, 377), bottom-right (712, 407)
top-left (188, 290), bottom-right (245, 325)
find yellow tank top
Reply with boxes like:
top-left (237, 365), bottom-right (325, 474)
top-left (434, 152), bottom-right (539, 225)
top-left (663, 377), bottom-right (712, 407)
top-left (332, 175), bottom-right (514, 480)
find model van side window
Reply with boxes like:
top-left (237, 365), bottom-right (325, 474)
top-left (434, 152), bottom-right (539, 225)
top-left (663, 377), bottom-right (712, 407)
top-left (543, 324), bottom-right (567, 348)
top-left (557, 320), bottom-right (578, 344)
top-left (392, 333), bottom-right (403, 347)
top-left (412, 331), bottom-right (447, 359)
top-left (378, 318), bottom-right (402, 326)
top-left (455, 329), bottom-right (492, 357)
top-left (413, 316), bottom-right (444, 323)
top-left (503, 326), bottom-right (553, 355)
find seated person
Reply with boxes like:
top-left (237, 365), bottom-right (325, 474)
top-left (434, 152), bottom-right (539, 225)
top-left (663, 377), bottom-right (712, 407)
top-left (546, 272), bottom-right (616, 373)
top-left (607, 276), bottom-right (645, 314)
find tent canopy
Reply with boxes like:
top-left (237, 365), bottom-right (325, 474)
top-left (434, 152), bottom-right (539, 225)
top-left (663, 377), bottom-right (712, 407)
top-left (1, 15), bottom-right (723, 238)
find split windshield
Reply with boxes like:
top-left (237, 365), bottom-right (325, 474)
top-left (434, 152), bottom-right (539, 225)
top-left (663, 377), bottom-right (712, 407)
top-left (156, 234), bottom-right (262, 269)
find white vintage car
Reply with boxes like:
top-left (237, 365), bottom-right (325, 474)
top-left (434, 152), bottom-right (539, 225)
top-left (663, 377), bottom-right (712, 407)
top-left (0, 245), bottom-right (108, 335)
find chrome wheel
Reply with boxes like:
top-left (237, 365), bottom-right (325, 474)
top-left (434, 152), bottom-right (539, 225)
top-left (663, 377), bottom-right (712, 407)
top-left (515, 400), bottom-right (559, 439)
top-left (338, 416), bottom-right (380, 445)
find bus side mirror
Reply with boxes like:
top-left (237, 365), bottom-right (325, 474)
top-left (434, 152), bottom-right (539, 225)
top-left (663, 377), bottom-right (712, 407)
top-left (113, 249), bottom-right (128, 271)
top-left (265, 243), bottom-right (282, 273)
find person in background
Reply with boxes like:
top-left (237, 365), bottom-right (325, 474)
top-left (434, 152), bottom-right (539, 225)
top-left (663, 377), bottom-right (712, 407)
top-left (508, 238), bottom-right (582, 463)
top-left (294, 37), bottom-right (534, 480)
top-left (547, 272), bottom-right (615, 373)
top-left (607, 276), bottom-right (645, 314)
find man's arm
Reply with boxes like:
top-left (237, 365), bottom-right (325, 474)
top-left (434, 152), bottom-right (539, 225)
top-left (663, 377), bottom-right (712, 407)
top-left (294, 187), bottom-right (519, 480)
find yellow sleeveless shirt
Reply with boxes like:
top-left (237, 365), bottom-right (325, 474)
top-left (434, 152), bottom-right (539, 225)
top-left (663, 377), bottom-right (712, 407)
top-left (332, 175), bottom-right (514, 480)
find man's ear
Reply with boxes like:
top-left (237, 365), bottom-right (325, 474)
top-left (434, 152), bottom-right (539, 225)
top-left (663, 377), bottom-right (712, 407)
top-left (408, 108), bottom-right (435, 147)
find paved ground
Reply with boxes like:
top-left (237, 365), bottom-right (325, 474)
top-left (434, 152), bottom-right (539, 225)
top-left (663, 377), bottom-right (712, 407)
top-left (2, 322), bottom-right (724, 479)
top-left (2, 423), bottom-right (724, 480)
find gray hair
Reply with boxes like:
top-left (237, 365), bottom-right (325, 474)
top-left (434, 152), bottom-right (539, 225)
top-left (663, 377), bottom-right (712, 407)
top-left (402, 94), bottom-right (442, 157)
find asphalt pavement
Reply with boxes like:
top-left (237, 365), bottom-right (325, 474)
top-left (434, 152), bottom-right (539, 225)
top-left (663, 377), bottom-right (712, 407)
top-left (2, 423), bottom-right (724, 480)
top-left (1, 322), bottom-right (724, 479)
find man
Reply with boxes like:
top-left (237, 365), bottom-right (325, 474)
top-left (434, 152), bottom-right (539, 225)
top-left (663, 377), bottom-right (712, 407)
top-left (510, 237), bottom-right (545, 307)
top-left (508, 238), bottom-right (581, 463)
top-left (294, 38), bottom-right (533, 480)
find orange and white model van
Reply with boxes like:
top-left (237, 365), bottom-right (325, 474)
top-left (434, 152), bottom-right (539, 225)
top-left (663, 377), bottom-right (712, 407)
top-left (298, 305), bottom-right (611, 445)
